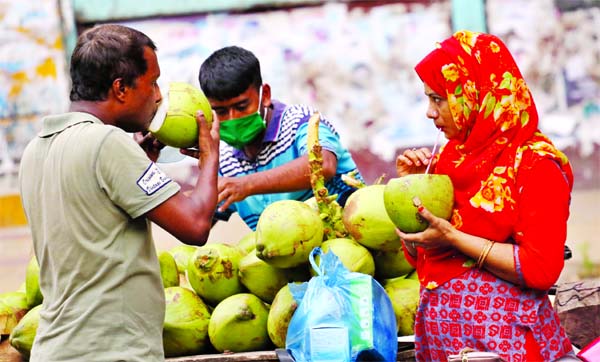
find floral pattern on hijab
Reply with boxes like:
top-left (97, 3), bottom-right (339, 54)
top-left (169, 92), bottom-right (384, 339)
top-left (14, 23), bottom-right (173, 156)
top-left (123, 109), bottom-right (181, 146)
top-left (413, 30), bottom-right (573, 290)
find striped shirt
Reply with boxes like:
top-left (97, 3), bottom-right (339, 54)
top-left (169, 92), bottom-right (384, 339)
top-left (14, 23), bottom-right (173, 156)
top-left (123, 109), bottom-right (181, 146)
top-left (216, 100), bottom-right (363, 230)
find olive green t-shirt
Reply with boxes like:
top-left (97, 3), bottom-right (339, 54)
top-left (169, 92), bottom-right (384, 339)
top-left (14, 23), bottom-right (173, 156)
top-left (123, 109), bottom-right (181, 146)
top-left (19, 112), bottom-right (180, 362)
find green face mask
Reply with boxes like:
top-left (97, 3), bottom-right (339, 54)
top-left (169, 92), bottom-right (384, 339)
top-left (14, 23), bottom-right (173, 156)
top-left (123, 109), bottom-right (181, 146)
top-left (219, 86), bottom-right (266, 149)
top-left (219, 111), bottom-right (266, 149)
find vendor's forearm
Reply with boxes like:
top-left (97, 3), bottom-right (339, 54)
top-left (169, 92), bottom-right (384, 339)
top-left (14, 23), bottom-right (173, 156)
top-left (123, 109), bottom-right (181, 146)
top-left (244, 151), bottom-right (337, 195)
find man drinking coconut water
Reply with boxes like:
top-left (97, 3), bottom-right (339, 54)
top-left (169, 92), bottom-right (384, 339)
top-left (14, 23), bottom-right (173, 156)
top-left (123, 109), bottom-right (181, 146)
top-left (18, 24), bottom-right (220, 361)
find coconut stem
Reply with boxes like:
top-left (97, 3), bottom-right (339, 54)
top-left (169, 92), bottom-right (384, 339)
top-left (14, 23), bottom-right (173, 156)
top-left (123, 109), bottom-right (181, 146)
top-left (307, 112), bottom-right (348, 239)
top-left (341, 170), bottom-right (367, 188)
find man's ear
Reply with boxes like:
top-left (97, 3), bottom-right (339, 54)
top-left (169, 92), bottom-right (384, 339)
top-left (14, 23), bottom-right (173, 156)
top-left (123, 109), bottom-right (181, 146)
top-left (112, 78), bottom-right (127, 101)
top-left (261, 83), bottom-right (272, 107)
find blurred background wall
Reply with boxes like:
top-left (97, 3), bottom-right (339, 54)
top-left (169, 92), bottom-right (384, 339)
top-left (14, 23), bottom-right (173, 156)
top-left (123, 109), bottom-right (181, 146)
top-left (1, 0), bottom-right (599, 291)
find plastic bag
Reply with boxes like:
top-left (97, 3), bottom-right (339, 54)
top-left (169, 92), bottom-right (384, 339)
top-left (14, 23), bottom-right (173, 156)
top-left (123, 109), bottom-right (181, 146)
top-left (286, 247), bottom-right (397, 362)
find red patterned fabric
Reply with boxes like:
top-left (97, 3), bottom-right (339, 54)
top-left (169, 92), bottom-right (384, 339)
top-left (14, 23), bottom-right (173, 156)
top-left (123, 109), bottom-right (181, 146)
top-left (412, 30), bottom-right (573, 290)
top-left (415, 268), bottom-right (573, 362)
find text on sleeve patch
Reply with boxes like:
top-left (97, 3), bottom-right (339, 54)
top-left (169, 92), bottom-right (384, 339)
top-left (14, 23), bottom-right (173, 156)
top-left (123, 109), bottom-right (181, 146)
top-left (137, 163), bottom-right (172, 195)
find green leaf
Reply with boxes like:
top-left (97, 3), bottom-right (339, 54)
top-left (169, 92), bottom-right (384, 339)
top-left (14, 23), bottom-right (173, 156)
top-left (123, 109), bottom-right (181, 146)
top-left (464, 105), bottom-right (471, 119)
top-left (454, 84), bottom-right (463, 96)
top-left (521, 111), bottom-right (529, 126)
top-left (463, 259), bottom-right (476, 268)
top-left (484, 94), bottom-right (496, 118)
top-left (499, 71), bottom-right (512, 89)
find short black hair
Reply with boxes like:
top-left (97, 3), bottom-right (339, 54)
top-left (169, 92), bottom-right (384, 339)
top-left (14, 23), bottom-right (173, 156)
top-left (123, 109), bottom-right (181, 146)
top-left (198, 46), bottom-right (262, 101)
top-left (69, 24), bottom-right (156, 102)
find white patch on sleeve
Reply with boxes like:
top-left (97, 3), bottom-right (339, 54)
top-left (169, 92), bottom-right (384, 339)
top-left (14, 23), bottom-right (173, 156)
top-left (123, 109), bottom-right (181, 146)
top-left (137, 163), bottom-right (172, 195)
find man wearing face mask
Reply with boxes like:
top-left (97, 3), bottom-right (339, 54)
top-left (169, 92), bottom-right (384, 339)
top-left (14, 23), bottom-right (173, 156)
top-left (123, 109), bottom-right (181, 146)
top-left (189, 45), bottom-right (363, 230)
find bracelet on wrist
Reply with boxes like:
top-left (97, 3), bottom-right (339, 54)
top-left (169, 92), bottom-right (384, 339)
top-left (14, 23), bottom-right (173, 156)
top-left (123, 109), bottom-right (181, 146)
top-left (476, 240), bottom-right (495, 269)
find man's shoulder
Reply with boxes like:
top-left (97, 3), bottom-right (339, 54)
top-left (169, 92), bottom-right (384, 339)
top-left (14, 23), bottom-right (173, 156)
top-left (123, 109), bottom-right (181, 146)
top-left (279, 103), bottom-right (316, 124)
top-left (22, 114), bottom-right (119, 159)
top-left (280, 103), bottom-right (339, 137)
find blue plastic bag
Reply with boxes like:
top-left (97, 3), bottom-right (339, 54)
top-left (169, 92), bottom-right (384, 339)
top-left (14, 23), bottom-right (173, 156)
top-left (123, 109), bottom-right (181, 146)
top-left (286, 247), bottom-right (397, 362)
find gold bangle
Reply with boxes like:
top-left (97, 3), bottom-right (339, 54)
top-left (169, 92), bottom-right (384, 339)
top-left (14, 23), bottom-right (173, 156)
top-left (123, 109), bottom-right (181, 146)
top-left (476, 240), bottom-right (492, 268)
top-left (477, 240), bottom-right (495, 269)
top-left (476, 240), bottom-right (490, 266)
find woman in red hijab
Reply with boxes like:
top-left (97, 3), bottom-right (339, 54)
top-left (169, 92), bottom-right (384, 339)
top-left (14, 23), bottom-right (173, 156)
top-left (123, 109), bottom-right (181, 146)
top-left (395, 30), bottom-right (575, 361)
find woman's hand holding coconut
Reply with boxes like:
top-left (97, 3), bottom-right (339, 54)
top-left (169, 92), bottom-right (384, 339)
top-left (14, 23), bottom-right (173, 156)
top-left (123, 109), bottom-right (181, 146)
top-left (395, 201), bottom-right (454, 251)
top-left (394, 201), bottom-right (519, 285)
top-left (394, 147), bottom-right (435, 257)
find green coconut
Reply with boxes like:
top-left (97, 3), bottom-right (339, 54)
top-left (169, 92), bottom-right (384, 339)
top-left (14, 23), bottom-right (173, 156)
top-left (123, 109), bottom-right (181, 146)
top-left (372, 248), bottom-right (415, 280)
top-left (342, 184), bottom-right (401, 251)
top-left (163, 286), bottom-right (212, 357)
top-left (383, 174), bottom-right (454, 233)
top-left (208, 293), bottom-right (270, 353)
top-left (187, 243), bottom-right (245, 306)
top-left (149, 82), bottom-right (213, 148)
top-left (267, 284), bottom-right (299, 348)
top-left (9, 304), bottom-right (41, 359)
top-left (238, 249), bottom-right (289, 303)
top-left (256, 200), bottom-right (323, 268)
top-left (236, 231), bottom-right (256, 256)
top-left (25, 256), bottom-right (43, 309)
top-left (158, 251), bottom-right (180, 288)
top-left (0, 292), bottom-right (28, 336)
top-left (168, 244), bottom-right (198, 275)
top-left (382, 277), bottom-right (420, 336)
top-left (313, 238), bottom-right (375, 276)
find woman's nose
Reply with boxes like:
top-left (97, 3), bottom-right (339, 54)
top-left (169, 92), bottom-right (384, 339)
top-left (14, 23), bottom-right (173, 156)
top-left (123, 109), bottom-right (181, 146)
top-left (426, 107), bottom-right (439, 120)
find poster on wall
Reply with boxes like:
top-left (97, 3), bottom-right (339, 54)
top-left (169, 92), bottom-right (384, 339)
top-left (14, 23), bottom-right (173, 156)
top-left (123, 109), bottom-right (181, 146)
top-left (0, 1), bottom-right (70, 119)
top-left (0, 0), bottom-right (71, 182)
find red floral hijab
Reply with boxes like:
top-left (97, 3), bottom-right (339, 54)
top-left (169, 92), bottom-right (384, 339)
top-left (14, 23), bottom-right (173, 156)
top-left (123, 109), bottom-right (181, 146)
top-left (413, 30), bottom-right (573, 289)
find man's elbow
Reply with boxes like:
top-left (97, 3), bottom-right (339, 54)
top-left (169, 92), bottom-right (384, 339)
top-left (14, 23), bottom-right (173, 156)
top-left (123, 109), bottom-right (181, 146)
top-left (180, 220), bottom-right (211, 246)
